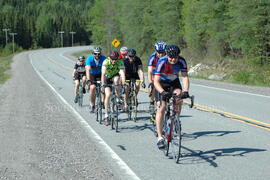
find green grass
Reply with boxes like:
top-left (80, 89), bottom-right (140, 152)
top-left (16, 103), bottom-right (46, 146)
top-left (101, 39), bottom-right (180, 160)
top-left (72, 50), bottom-right (90, 58)
top-left (0, 55), bottom-right (13, 84)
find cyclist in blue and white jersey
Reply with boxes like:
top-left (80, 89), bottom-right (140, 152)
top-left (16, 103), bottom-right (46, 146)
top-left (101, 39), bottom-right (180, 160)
top-left (148, 41), bottom-right (166, 105)
top-left (86, 46), bottom-right (106, 113)
top-left (154, 44), bottom-right (190, 149)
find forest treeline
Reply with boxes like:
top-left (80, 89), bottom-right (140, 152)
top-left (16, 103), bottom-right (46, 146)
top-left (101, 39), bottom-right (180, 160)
top-left (0, 0), bottom-right (93, 50)
top-left (1, 0), bottom-right (270, 85)
top-left (89, 0), bottom-right (269, 66)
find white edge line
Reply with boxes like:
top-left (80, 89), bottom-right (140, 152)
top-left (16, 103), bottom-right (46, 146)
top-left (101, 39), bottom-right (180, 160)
top-left (29, 52), bottom-right (140, 180)
top-left (192, 83), bottom-right (270, 98)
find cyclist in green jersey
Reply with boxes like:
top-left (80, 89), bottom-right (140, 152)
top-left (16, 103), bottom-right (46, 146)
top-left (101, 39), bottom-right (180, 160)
top-left (101, 50), bottom-right (126, 125)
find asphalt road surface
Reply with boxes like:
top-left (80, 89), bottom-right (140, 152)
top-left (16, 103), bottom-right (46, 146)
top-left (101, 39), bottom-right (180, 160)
top-left (0, 47), bottom-right (269, 180)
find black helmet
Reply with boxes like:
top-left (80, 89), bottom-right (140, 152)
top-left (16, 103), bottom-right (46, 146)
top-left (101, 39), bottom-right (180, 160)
top-left (78, 56), bottom-right (85, 60)
top-left (165, 44), bottom-right (180, 58)
top-left (109, 50), bottom-right (119, 60)
top-left (127, 48), bottom-right (136, 57)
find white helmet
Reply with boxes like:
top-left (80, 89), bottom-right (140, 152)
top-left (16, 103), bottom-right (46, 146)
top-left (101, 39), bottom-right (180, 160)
top-left (93, 46), bottom-right (102, 54)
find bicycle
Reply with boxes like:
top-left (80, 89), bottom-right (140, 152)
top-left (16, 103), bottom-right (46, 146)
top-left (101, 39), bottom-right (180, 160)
top-left (93, 80), bottom-right (103, 124)
top-left (162, 93), bottom-right (194, 163)
top-left (77, 73), bottom-right (85, 107)
top-left (107, 84), bottom-right (121, 132)
top-left (125, 79), bottom-right (142, 122)
top-left (149, 86), bottom-right (157, 136)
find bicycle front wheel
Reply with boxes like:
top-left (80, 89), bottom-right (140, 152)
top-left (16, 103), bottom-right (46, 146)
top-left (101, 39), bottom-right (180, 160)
top-left (163, 113), bottom-right (170, 156)
top-left (131, 96), bottom-right (137, 122)
top-left (171, 115), bottom-right (182, 163)
top-left (78, 87), bottom-right (83, 107)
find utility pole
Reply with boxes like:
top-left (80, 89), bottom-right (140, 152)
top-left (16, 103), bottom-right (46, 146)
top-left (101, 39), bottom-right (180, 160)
top-left (58, 31), bottom-right (65, 47)
top-left (9, 32), bottom-right (17, 53)
top-left (2, 28), bottom-right (10, 45)
top-left (69, 31), bottom-right (76, 47)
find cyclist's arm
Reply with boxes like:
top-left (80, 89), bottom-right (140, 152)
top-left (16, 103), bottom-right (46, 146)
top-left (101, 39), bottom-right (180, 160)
top-left (154, 75), bottom-right (164, 93)
top-left (72, 69), bottom-right (77, 78)
top-left (181, 71), bottom-right (190, 92)
top-left (138, 66), bottom-right (144, 82)
top-left (148, 66), bottom-right (153, 83)
top-left (86, 65), bottom-right (91, 81)
top-left (101, 66), bottom-right (106, 85)
top-left (119, 68), bottom-right (126, 84)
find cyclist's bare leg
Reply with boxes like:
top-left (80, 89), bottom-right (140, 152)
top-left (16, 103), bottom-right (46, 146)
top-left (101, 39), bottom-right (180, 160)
top-left (89, 84), bottom-right (96, 106)
top-left (82, 76), bottom-right (87, 88)
top-left (104, 87), bottom-right (111, 114)
top-left (156, 100), bottom-right (166, 139)
top-left (74, 80), bottom-right (79, 96)
top-left (113, 76), bottom-right (121, 97)
top-left (124, 85), bottom-right (129, 109)
top-left (173, 88), bottom-right (183, 114)
top-left (135, 81), bottom-right (140, 95)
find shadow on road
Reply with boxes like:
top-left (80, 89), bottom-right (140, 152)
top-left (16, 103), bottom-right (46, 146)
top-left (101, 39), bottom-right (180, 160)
top-left (178, 146), bottom-right (266, 167)
top-left (183, 130), bottom-right (241, 141)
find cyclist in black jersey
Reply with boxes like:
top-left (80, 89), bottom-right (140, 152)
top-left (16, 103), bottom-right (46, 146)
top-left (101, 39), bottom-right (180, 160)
top-left (73, 56), bottom-right (86, 103)
top-left (123, 49), bottom-right (145, 111)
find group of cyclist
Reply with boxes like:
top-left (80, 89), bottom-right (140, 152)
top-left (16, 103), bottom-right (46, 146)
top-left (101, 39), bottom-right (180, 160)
top-left (72, 41), bottom-right (190, 149)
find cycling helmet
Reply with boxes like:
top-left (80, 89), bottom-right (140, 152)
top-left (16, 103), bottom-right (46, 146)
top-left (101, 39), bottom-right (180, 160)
top-left (109, 50), bottom-right (119, 60)
top-left (154, 41), bottom-right (166, 52)
top-left (127, 48), bottom-right (136, 57)
top-left (93, 46), bottom-right (102, 54)
top-left (78, 56), bottom-right (85, 61)
top-left (165, 44), bottom-right (180, 58)
top-left (120, 46), bottom-right (128, 55)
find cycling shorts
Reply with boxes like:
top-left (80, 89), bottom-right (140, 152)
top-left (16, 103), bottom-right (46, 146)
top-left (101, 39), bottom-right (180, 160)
top-left (105, 73), bottom-right (120, 87)
top-left (155, 78), bottom-right (182, 102)
top-left (90, 74), bottom-right (101, 85)
top-left (74, 72), bottom-right (86, 80)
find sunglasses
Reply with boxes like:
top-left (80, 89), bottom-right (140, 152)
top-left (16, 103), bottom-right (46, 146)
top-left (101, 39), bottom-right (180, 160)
top-left (168, 55), bottom-right (178, 58)
top-left (94, 53), bottom-right (101, 56)
top-left (128, 55), bottom-right (135, 58)
top-left (111, 58), bottom-right (118, 61)
top-left (157, 51), bottom-right (165, 54)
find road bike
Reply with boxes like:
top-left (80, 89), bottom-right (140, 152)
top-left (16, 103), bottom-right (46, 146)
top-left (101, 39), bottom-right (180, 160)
top-left (162, 93), bottom-right (194, 163)
top-left (77, 74), bottom-right (85, 107)
top-left (93, 80), bottom-right (103, 124)
top-left (126, 79), bottom-right (142, 122)
top-left (107, 84), bottom-right (122, 132)
top-left (149, 87), bottom-right (157, 136)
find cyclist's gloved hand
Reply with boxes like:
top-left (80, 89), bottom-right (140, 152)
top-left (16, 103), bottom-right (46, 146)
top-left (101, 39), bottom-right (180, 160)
top-left (161, 91), bottom-right (170, 99)
top-left (141, 82), bottom-right (146, 88)
top-left (148, 82), bottom-right (154, 89)
top-left (182, 91), bottom-right (189, 99)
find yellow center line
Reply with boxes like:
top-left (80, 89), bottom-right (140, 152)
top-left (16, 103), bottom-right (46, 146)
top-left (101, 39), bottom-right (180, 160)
top-left (47, 56), bottom-right (270, 131)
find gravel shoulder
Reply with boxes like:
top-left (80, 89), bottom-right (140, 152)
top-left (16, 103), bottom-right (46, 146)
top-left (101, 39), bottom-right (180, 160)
top-left (0, 52), bottom-right (117, 180)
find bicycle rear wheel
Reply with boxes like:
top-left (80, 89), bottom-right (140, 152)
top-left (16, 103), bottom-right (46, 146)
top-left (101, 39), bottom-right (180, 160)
top-left (171, 115), bottom-right (182, 163)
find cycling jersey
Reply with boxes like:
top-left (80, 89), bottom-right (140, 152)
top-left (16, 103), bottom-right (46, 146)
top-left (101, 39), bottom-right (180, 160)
top-left (124, 56), bottom-right (142, 78)
top-left (102, 57), bottom-right (125, 78)
top-left (85, 55), bottom-right (106, 75)
top-left (154, 56), bottom-right (188, 82)
top-left (148, 52), bottom-right (165, 74)
top-left (74, 62), bottom-right (86, 73)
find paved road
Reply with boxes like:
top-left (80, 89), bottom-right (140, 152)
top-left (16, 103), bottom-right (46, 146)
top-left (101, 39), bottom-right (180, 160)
top-left (1, 47), bottom-right (270, 180)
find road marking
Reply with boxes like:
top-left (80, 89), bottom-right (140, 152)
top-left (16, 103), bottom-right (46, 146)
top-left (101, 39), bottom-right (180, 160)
top-left (48, 53), bottom-right (270, 131)
top-left (192, 83), bottom-right (270, 98)
top-left (29, 53), bottom-right (141, 180)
